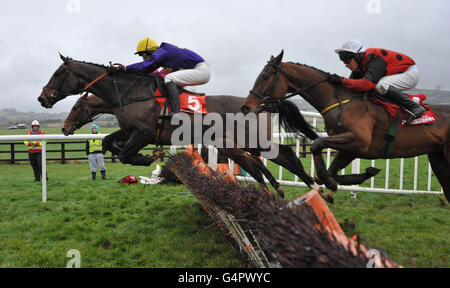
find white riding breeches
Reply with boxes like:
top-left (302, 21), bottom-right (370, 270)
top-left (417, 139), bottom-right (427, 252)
top-left (164, 62), bottom-right (211, 87)
top-left (375, 65), bottom-right (420, 94)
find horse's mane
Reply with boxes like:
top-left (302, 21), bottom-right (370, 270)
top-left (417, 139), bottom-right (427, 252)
top-left (287, 62), bottom-right (331, 76)
top-left (66, 57), bottom-right (109, 69)
top-left (66, 57), bottom-right (156, 80)
top-left (287, 61), bottom-right (362, 97)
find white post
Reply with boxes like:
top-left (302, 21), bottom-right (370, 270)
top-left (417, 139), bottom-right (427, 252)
top-left (370, 160), bottom-right (375, 188)
top-left (41, 140), bottom-right (47, 203)
top-left (385, 159), bottom-right (390, 189)
top-left (414, 157), bottom-right (418, 191)
top-left (351, 159), bottom-right (360, 178)
top-left (207, 145), bottom-right (218, 172)
top-left (399, 158), bottom-right (404, 190)
top-left (170, 145), bottom-right (177, 156)
top-left (278, 134), bottom-right (284, 181)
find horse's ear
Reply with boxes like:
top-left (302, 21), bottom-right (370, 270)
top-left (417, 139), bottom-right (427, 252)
top-left (59, 52), bottom-right (69, 63)
top-left (274, 50), bottom-right (284, 64)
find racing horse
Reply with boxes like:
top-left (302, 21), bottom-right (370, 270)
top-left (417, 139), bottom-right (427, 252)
top-left (62, 93), bottom-right (324, 192)
top-left (39, 54), bottom-right (321, 198)
top-left (242, 51), bottom-right (450, 202)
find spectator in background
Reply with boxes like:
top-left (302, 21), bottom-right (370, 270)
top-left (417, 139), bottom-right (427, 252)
top-left (24, 120), bottom-right (46, 181)
top-left (85, 124), bottom-right (106, 180)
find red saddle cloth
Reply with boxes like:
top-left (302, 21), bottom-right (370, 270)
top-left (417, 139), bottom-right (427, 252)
top-left (372, 93), bottom-right (438, 126)
top-left (154, 89), bottom-right (208, 114)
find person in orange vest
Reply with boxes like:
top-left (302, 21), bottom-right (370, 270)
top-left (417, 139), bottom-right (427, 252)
top-left (24, 120), bottom-right (46, 181)
top-left (85, 124), bottom-right (106, 180)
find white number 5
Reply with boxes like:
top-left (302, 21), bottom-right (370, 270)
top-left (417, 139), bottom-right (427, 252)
top-left (187, 96), bottom-right (200, 111)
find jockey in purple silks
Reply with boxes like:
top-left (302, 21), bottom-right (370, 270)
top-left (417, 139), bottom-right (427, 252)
top-left (108, 37), bottom-right (210, 116)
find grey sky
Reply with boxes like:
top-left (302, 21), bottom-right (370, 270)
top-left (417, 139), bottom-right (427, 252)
top-left (0, 0), bottom-right (449, 113)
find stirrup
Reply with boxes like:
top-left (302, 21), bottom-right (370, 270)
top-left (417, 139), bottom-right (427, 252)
top-left (404, 107), bottom-right (426, 124)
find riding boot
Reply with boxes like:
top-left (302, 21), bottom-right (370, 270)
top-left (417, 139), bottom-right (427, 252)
top-left (385, 86), bottom-right (426, 123)
top-left (166, 81), bottom-right (180, 116)
top-left (91, 172), bottom-right (96, 180)
top-left (101, 170), bottom-right (106, 180)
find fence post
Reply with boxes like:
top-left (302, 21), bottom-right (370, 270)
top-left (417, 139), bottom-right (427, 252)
top-left (301, 137), bottom-right (307, 158)
top-left (159, 145), bottom-right (164, 161)
top-left (10, 143), bottom-right (15, 164)
top-left (61, 142), bottom-right (66, 164)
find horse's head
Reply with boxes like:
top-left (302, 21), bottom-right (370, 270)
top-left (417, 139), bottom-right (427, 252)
top-left (241, 50), bottom-right (288, 115)
top-left (38, 54), bottom-right (85, 108)
top-left (242, 51), bottom-right (321, 140)
top-left (62, 93), bottom-right (93, 135)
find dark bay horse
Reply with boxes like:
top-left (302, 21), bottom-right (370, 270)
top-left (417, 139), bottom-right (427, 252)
top-left (242, 51), bottom-right (450, 202)
top-left (62, 93), bottom-right (334, 197)
top-left (39, 54), bottom-right (321, 197)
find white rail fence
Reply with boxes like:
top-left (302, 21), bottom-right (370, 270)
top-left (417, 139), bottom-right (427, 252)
top-left (0, 110), bottom-right (443, 202)
top-left (0, 134), bottom-right (107, 202)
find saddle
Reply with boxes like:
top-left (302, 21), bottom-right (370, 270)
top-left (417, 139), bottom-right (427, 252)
top-left (152, 75), bottom-right (208, 115)
top-left (371, 92), bottom-right (438, 126)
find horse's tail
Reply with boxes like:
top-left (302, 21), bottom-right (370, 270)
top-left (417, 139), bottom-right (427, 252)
top-left (275, 100), bottom-right (319, 140)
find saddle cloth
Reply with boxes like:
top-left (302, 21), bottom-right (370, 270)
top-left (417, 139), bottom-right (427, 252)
top-left (154, 88), bottom-right (208, 114)
top-left (372, 93), bottom-right (438, 126)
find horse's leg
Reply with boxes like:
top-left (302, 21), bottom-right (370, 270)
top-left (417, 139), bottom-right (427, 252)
top-left (310, 131), bottom-right (365, 191)
top-left (219, 148), bottom-right (280, 198)
top-left (118, 130), bottom-right (156, 166)
top-left (428, 151), bottom-right (450, 202)
top-left (263, 144), bottom-right (318, 189)
top-left (103, 129), bottom-right (129, 155)
top-left (328, 151), bottom-right (381, 185)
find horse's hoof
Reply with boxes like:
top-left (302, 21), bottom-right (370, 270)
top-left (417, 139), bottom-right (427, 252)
top-left (319, 191), bottom-right (335, 204)
top-left (277, 188), bottom-right (285, 199)
top-left (324, 178), bottom-right (338, 192)
top-left (366, 167), bottom-right (381, 177)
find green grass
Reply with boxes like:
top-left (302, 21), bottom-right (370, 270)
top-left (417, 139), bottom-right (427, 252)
top-left (0, 162), bottom-right (242, 268)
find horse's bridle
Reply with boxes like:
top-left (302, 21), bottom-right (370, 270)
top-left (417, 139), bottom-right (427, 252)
top-left (249, 61), bottom-right (328, 111)
top-left (42, 65), bottom-right (82, 102)
top-left (66, 97), bottom-right (105, 129)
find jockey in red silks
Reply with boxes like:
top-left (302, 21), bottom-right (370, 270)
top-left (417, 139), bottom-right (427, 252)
top-left (108, 37), bottom-right (210, 116)
top-left (328, 39), bottom-right (426, 123)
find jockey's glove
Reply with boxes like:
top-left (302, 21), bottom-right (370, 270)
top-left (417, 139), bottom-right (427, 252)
top-left (328, 74), bottom-right (344, 85)
top-left (107, 65), bottom-right (124, 74)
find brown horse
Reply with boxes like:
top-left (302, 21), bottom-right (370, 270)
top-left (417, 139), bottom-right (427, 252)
top-left (39, 54), bottom-right (322, 197)
top-left (62, 93), bottom-right (110, 134)
top-left (63, 93), bottom-right (342, 197)
top-left (242, 51), bottom-right (450, 202)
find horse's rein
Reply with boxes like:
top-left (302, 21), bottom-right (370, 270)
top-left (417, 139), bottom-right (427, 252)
top-left (83, 63), bottom-right (124, 90)
top-left (83, 73), bottom-right (108, 90)
top-left (256, 62), bottom-right (348, 116)
top-left (250, 62), bottom-right (328, 108)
